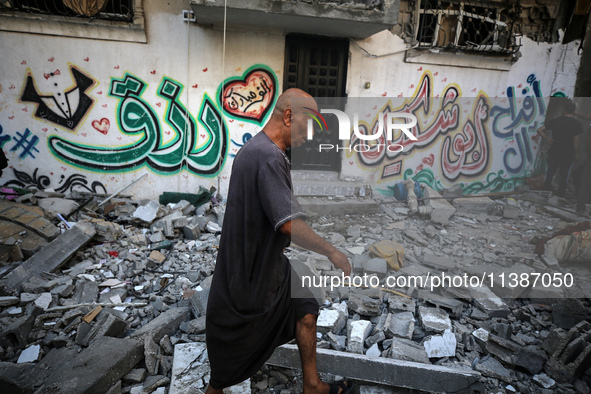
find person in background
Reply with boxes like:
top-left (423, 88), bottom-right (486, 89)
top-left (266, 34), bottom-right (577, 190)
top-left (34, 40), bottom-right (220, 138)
top-left (537, 101), bottom-right (583, 198)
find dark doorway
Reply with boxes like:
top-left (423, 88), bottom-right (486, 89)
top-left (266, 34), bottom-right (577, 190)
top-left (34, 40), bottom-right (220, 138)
top-left (284, 34), bottom-right (349, 171)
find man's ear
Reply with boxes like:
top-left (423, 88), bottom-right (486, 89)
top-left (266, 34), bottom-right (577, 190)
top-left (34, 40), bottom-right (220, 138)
top-left (283, 108), bottom-right (292, 126)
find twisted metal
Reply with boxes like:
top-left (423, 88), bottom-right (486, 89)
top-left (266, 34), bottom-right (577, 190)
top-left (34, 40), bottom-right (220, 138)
top-left (413, 0), bottom-right (522, 54)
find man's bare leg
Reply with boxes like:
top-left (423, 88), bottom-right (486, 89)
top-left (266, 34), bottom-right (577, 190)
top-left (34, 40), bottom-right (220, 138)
top-left (296, 313), bottom-right (345, 394)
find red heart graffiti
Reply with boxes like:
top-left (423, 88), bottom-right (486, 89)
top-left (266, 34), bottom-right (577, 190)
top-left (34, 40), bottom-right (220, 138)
top-left (165, 131), bottom-right (171, 135)
top-left (192, 84), bottom-right (198, 88)
top-left (434, 72), bottom-right (439, 76)
top-left (8, 116), bottom-right (14, 120)
top-left (349, 161), bottom-right (354, 165)
top-left (42, 128), bottom-right (48, 132)
top-left (61, 166), bottom-right (67, 171)
top-left (222, 69), bottom-right (276, 122)
top-left (203, 68), bottom-right (208, 72)
top-left (441, 78), bottom-right (447, 82)
top-left (48, 57), bottom-right (55, 62)
top-left (22, 108), bottom-right (28, 112)
top-left (410, 84), bottom-right (415, 89)
top-left (518, 83), bottom-right (523, 88)
top-left (117, 137), bottom-right (122, 140)
top-left (114, 65), bottom-right (120, 69)
top-left (417, 67), bottom-right (423, 71)
top-left (200, 134), bottom-right (206, 139)
top-left (398, 93), bottom-right (403, 97)
top-left (21, 60), bottom-right (26, 65)
top-left (372, 106), bottom-right (377, 110)
top-left (381, 92), bottom-right (387, 97)
top-left (229, 119), bottom-right (234, 123)
top-left (102, 104), bottom-right (107, 108)
top-left (416, 164), bottom-right (424, 172)
top-left (97, 91), bottom-right (103, 95)
top-left (156, 102), bottom-right (161, 107)
top-left (84, 57), bottom-right (89, 62)
top-left (222, 176), bottom-right (228, 179)
top-left (50, 172), bottom-right (53, 175)
top-left (9, 85), bottom-right (15, 89)
top-left (81, 133), bottom-right (87, 137)
top-left (183, 174), bottom-right (188, 179)
top-left (92, 118), bottom-right (110, 135)
top-left (150, 70), bottom-right (156, 74)
top-left (422, 154), bottom-right (434, 167)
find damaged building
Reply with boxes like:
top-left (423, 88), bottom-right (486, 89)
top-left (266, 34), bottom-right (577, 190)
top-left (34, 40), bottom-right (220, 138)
top-left (1, 0), bottom-right (591, 393)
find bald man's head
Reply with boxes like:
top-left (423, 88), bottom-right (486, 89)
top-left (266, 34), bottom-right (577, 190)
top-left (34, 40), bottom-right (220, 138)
top-left (272, 88), bottom-right (317, 118)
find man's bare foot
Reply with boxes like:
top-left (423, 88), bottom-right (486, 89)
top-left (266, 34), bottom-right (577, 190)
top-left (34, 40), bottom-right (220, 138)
top-left (303, 380), bottom-right (352, 394)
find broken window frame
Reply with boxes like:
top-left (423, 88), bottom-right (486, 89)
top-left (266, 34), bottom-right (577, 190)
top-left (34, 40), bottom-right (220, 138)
top-left (0, 0), bottom-right (134, 22)
top-left (414, 0), bottom-right (522, 55)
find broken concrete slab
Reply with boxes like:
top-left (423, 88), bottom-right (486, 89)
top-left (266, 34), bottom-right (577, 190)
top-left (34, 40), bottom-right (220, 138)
top-left (487, 334), bottom-right (546, 374)
top-left (0, 221), bottom-right (96, 294)
top-left (317, 308), bottom-right (346, 334)
top-left (423, 329), bottom-right (456, 358)
top-left (388, 337), bottom-right (430, 363)
top-left (267, 344), bottom-right (481, 393)
top-left (423, 186), bottom-right (456, 225)
top-left (384, 312), bottom-right (414, 340)
top-left (474, 356), bottom-right (513, 383)
top-left (130, 307), bottom-right (190, 343)
top-left (169, 342), bottom-right (209, 394)
top-left (347, 293), bottom-right (381, 317)
top-left (418, 306), bottom-right (452, 333)
top-left (452, 196), bottom-right (495, 214)
top-left (33, 336), bottom-right (143, 393)
top-left (347, 320), bottom-right (373, 354)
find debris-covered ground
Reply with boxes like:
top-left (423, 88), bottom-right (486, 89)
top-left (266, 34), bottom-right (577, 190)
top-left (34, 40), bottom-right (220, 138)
top-left (0, 185), bottom-right (591, 394)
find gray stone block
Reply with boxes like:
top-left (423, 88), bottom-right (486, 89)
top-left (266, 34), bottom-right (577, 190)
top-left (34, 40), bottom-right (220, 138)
top-left (419, 306), bottom-right (452, 333)
top-left (388, 337), bottom-right (430, 363)
top-left (131, 307), bottom-right (191, 343)
top-left (267, 344), bottom-right (481, 393)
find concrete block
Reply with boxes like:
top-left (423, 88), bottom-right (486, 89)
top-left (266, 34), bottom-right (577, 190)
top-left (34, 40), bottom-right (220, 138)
top-left (418, 306), bottom-right (452, 333)
top-left (452, 196), bottom-right (495, 214)
top-left (423, 329), bottom-right (456, 358)
top-left (545, 321), bottom-right (591, 383)
top-left (35, 337), bottom-right (143, 394)
top-left (133, 200), bottom-right (160, 223)
top-left (362, 258), bottom-right (388, 277)
top-left (0, 221), bottom-right (96, 294)
top-left (551, 299), bottom-right (590, 329)
top-left (474, 356), bottom-right (513, 383)
top-left (267, 344), bottom-right (481, 393)
top-left (418, 291), bottom-right (464, 318)
top-left (389, 337), bottom-right (430, 363)
top-left (169, 343), bottom-right (209, 394)
top-left (471, 285), bottom-right (510, 318)
top-left (317, 308), bottom-right (346, 334)
top-left (17, 344), bottom-right (41, 363)
top-left (487, 334), bottom-right (546, 374)
top-left (82, 310), bottom-right (129, 346)
top-left (387, 295), bottom-right (415, 314)
top-left (366, 343), bottom-right (381, 358)
top-left (190, 276), bottom-right (213, 317)
top-left (347, 320), bottom-right (373, 354)
top-left (423, 186), bottom-right (456, 225)
top-left (182, 224), bottom-right (201, 240)
top-left (0, 296), bottom-right (19, 306)
top-left (385, 312), bottom-right (414, 340)
top-left (348, 293), bottom-right (381, 317)
top-left (130, 307), bottom-right (190, 343)
top-left (327, 332), bottom-right (347, 351)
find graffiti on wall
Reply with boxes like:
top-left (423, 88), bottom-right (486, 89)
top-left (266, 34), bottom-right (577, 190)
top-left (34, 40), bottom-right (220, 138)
top-left (3, 167), bottom-right (107, 194)
top-left (48, 73), bottom-right (228, 177)
top-left (347, 71), bottom-right (546, 195)
top-left (218, 65), bottom-right (276, 124)
top-left (20, 66), bottom-right (96, 131)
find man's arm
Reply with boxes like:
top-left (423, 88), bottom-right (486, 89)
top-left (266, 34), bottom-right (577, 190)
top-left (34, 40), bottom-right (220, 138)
top-left (537, 126), bottom-right (554, 144)
top-left (280, 218), bottom-right (352, 276)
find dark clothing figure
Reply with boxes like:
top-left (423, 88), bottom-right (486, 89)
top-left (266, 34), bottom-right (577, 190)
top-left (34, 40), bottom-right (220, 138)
top-left (541, 115), bottom-right (583, 196)
top-left (206, 131), bottom-right (318, 389)
top-left (577, 131), bottom-right (591, 213)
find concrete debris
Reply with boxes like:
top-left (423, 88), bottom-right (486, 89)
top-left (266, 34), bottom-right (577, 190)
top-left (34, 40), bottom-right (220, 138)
top-left (0, 189), bottom-right (590, 393)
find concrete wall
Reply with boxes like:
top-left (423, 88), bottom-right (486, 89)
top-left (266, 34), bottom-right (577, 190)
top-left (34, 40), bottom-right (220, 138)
top-left (0, 0), bottom-right (284, 200)
top-left (344, 30), bottom-right (581, 196)
top-left (0, 0), bottom-right (582, 200)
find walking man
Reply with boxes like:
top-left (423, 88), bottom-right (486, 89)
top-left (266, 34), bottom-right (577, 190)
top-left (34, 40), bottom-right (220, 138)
top-left (205, 88), bottom-right (353, 394)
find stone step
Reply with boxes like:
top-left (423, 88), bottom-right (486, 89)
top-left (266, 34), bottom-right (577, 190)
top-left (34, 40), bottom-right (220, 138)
top-left (298, 197), bottom-right (380, 216)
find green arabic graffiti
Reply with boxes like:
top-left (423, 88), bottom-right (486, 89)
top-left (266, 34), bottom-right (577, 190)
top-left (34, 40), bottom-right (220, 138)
top-left (48, 73), bottom-right (228, 177)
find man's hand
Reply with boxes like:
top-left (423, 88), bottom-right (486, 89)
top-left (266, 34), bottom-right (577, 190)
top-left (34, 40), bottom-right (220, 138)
top-left (327, 248), bottom-right (351, 277)
top-left (280, 218), bottom-right (352, 276)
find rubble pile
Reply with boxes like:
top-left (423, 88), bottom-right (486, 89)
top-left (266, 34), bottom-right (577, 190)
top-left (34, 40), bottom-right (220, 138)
top-left (0, 188), bottom-right (590, 393)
